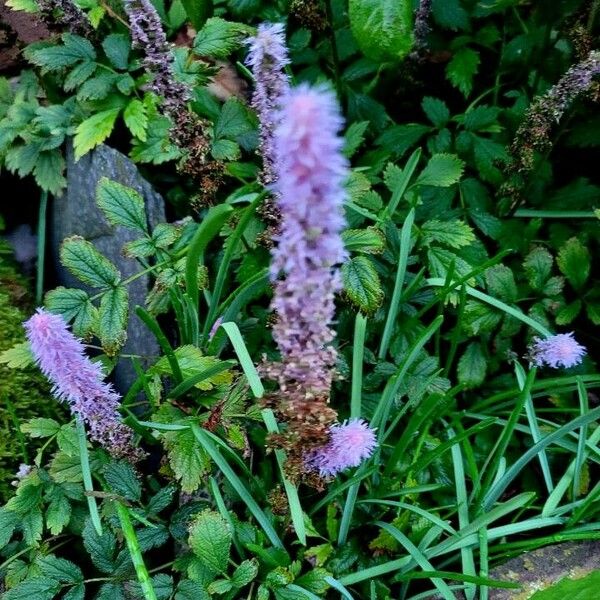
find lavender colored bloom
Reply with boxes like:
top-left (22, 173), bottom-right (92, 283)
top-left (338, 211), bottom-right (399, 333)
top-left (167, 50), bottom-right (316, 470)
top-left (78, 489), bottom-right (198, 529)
top-left (24, 309), bottom-right (141, 461)
top-left (123, 0), bottom-right (190, 118)
top-left (411, 0), bottom-right (432, 57)
top-left (306, 419), bottom-right (377, 477)
top-left (38, 0), bottom-right (92, 36)
top-left (530, 332), bottom-right (586, 369)
top-left (269, 84), bottom-right (348, 399)
top-left (245, 23), bottom-right (290, 185)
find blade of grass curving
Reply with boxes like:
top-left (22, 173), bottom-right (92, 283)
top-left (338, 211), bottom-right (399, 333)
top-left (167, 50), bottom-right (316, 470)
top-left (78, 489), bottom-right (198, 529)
top-left (203, 193), bottom-right (265, 342)
top-left (514, 209), bottom-right (597, 218)
top-left (76, 419), bottom-right (102, 536)
top-left (192, 423), bottom-right (283, 548)
top-left (351, 313), bottom-right (367, 418)
top-left (358, 500), bottom-right (455, 534)
top-left (449, 428), bottom-right (476, 600)
top-left (135, 306), bottom-right (183, 384)
top-left (476, 368), bottom-right (536, 505)
top-left (373, 315), bottom-right (443, 435)
top-left (220, 321), bottom-right (264, 398)
top-left (338, 479), bottom-right (360, 546)
top-left (379, 207), bottom-right (415, 359)
top-left (383, 148), bottom-right (421, 220)
top-left (574, 377), bottom-right (589, 499)
top-left (484, 406), bottom-right (600, 510)
top-left (168, 361), bottom-right (237, 399)
top-left (137, 421), bottom-right (189, 431)
top-left (568, 481), bottom-right (600, 527)
top-left (394, 571), bottom-right (520, 589)
top-left (262, 408), bottom-right (306, 545)
top-left (406, 586), bottom-right (468, 600)
top-left (185, 203), bottom-right (234, 310)
top-left (375, 522), bottom-right (457, 600)
top-left (286, 585), bottom-right (323, 600)
top-left (479, 528), bottom-right (489, 600)
top-left (324, 575), bottom-right (355, 600)
top-left (209, 476), bottom-right (244, 557)
top-left (426, 278), bottom-right (552, 337)
top-left (36, 190), bottom-right (48, 305)
top-left (515, 362), bottom-right (553, 494)
top-left (115, 502), bottom-right (157, 600)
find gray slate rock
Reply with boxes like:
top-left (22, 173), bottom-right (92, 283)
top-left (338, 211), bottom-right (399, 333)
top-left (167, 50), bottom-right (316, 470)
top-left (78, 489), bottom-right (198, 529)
top-left (51, 143), bottom-right (165, 393)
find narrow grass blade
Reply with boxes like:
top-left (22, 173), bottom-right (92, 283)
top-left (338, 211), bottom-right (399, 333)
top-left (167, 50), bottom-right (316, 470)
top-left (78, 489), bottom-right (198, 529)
top-left (338, 480), bottom-right (360, 546)
top-left (286, 585), bottom-right (323, 600)
top-left (76, 419), bottom-right (102, 536)
top-left (379, 207), bottom-right (415, 359)
top-left (426, 278), bottom-right (553, 337)
top-left (574, 377), bottom-right (589, 499)
top-left (479, 528), bottom-right (489, 600)
top-left (394, 570), bottom-right (520, 589)
top-left (220, 321), bottom-right (264, 398)
top-left (325, 575), bottom-right (356, 600)
top-left (192, 424), bottom-right (283, 548)
top-left (168, 361), bottom-right (236, 399)
top-left (135, 306), bottom-right (183, 384)
top-left (484, 406), bottom-right (600, 510)
top-left (262, 408), bottom-right (306, 545)
top-left (515, 362), bottom-right (553, 494)
top-left (514, 209), bottom-right (597, 218)
top-left (36, 190), bottom-right (48, 305)
top-left (383, 148), bottom-right (421, 219)
top-left (209, 476), bottom-right (244, 557)
top-left (116, 502), bottom-right (157, 600)
top-left (375, 522), bottom-right (457, 600)
top-left (351, 313), bottom-right (367, 418)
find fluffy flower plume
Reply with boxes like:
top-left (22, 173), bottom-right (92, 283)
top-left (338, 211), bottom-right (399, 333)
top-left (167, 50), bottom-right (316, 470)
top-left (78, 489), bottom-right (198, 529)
top-left (123, 0), bottom-right (190, 118)
top-left (262, 84), bottom-right (349, 478)
top-left (24, 309), bottom-right (141, 461)
top-left (245, 23), bottom-right (290, 186)
top-left (530, 332), bottom-right (586, 369)
top-left (306, 419), bottom-right (377, 477)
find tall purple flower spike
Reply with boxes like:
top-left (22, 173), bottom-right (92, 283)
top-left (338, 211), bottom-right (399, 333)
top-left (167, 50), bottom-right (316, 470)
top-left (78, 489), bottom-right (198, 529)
top-left (530, 332), bottom-right (586, 369)
top-left (245, 23), bottom-right (290, 185)
top-left (24, 309), bottom-right (142, 461)
top-left (269, 84), bottom-right (348, 399)
top-left (306, 419), bottom-right (377, 477)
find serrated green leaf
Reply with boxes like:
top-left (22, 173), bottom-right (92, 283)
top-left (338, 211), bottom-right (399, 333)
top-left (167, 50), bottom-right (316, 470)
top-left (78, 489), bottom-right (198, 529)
top-left (103, 462), bottom-right (141, 502)
top-left (77, 72), bottom-right (117, 101)
top-left (557, 237), bottom-right (590, 290)
top-left (349, 0), bottom-right (414, 62)
top-left (556, 300), bottom-right (582, 326)
top-left (214, 97), bottom-right (253, 140)
top-left (211, 138), bottom-right (240, 160)
top-left (586, 302), bottom-right (600, 325)
top-left (64, 60), bottom-right (97, 91)
top-left (343, 120), bottom-right (369, 157)
top-left (83, 519), bottom-right (117, 574)
top-left (124, 237), bottom-right (155, 258)
top-left (485, 265), bottom-right (517, 302)
top-left (146, 486), bottom-right (176, 515)
top-left (45, 287), bottom-right (98, 338)
top-left (0, 341), bottom-right (33, 369)
top-left (130, 113), bottom-right (181, 164)
top-left (524, 246), bottom-right (553, 291)
top-left (21, 418), bottom-right (60, 438)
top-left (457, 342), bottom-right (487, 389)
top-left (96, 583), bottom-right (126, 600)
top-left (166, 428), bottom-right (210, 493)
top-left (28, 34), bottom-right (95, 73)
top-left (416, 153), bottom-right (464, 187)
top-left (60, 236), bottom-right (120, 288)
top-left (98, 285), bottom-right (128, 355)
top-left (189, 509), bottom-right (232, 573)
top-left (181, 0), bottom-right (212, 29)
top-left (63, 584), bottom-right (85, 600)
top-left (342, 227), bottom-right (385, 254)
top-left (0, 507), bottom-right (19, 547)
top-left (175, 580), bottom-right (211, 600)
top-left (231, 559), bottom-right (259, 587)
top-left (49, 452), bottom-right (82, 483)
top-left (2, 577), bottom-right (61, 600)
top-left (5, 0), bottom-right (38, 12)
top-left (102, 33), bottom-right (131, 70)
top-left (422, 97), bottom-right (450, 128)
top-left (432, 0), bottom-right (469, 30)
top-left (22, 508), bottom-right (43, 545)
top-left (421, 219), bottom-right (474, 248)
top-left (34, 150), bottom-right (66, 194)
top-left (193, 17), bottom-right (249, 59)
top-left (37, 555), bottom-right (83, 584)
top-left (46, 491), bottom-right (72, 535)
top-left (123, 98), bottom-right (148, 141)
top-left (446, 47), bottom-right (480, 96)
top-left (96, 177), bottom-right (148, 233)
top-left (73, 108), bottom-right (120, 161)
top-left (341, 256), bottom-right (384, 314)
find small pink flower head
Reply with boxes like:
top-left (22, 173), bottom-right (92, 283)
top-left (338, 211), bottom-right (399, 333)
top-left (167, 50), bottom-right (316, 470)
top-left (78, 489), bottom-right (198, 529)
top-left (209, 317), bottom-right (224, 340)
top-left (530, 332), bottom-right (586, 369)
top-left (306, 419), bottom-right (377, 477)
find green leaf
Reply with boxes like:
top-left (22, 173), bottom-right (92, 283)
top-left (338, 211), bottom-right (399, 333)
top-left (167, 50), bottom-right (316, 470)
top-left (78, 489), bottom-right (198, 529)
top-left (34, 150), bottom-right (66, 194)
top-left (63, 584), bottom-right (85, 600)
top-left (432, 0), bottom-right (469, 30)
top-left (556, 300), bottom-right (582, 326)
top-left (83, 519), bottom-right (116, 574)
top-left (211, 138), bottom-right (240, 160)
top-left (485, 265), bottom-right (517, 303)
top-left (181, 0), bottom-right (212, 29)
top-left (341, 256), bottom-right (384, 314)
top-left (60, 236), bottom-right (120, 288)
top-left (231, 559), bottom-right (259, 588)
top-left (102, 33), bottom-right (131, 70)
top-left (45, 287), bottom-right (98, 338)
top-left (416, 153), bottom-right (464, 187)
top-left (37, 555), bottom-right (83, 584)
top-left (348, 0), bottom-right (414, 62)
top-left (98, 285), bottom-right (128, 355)
top-left (193, 17), bottom-right (249, 59)
top-left (343, 121), bottom-right (369, 157)
top-left (189, 509), bottom-right (232, 573)
top-left (557, 237), bottom-right (590, 290)
top-left (175, 580), bottom-right (211, 600)
top-left (77, 73), bottom-right (117, 101)
top-left (103, 462), bottom-right (141, 502)
top-left (446, 47), bottom-right (480, 96)
top-left (457, 342), bottom-right (487, 389)
top-left (46, 491), bottom-right (72, 535)
top-left (166, 427), bottom-right (211, 493)
top-left (21, 418), bottom-right (60, 438)
top-left (96, 177), bottom-right (148, 233)
top-left (5, 0), bottom-right (38, 12)
top-left (73, 108), bottom-right (120, 161)
top-left (130, 113), bottom-right (181, 164)
top-left (96, 583), bottom-right (126, 600)
top-left (123, 99), bottom-right (148, 141)
top-left (0, 341), bottom-right (33, 369)
top-left (342, 227), bottom-right (385, 254)
top-left (2, 578), bottom-right (61, 600)
top-left (422, 97), bottom-right (450, 128)
top-left (64, 60), bottom-right (97, 91)
top-left (524, 246), bottom-right (553, 291)
top-left (421, 219), bottom-right (475, 248)
top-left (22, 508), bottom-right (43, 545)
top-left (28, 34), bottom-right (95, 73)
top-left (124, 237), bottom-right (155, 259)
top-left (214, 97), bottom-right (253, 140)
top-left (0, 507), bottom-right (19, 546)
top-left (208, 580), bottom-right (233, 594)
top-left (586, 301), bottom-right (600, 325)
top-left (49, 452), bottom-right (82, 483)
top-left (529, 564), bottom-right (600, 599)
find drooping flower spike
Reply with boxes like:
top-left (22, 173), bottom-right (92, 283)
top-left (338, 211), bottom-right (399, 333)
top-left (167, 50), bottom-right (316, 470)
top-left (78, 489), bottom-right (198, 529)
top-left (306, 419), bottom-right (377, 477)
top-left (24, 309), bottom-right (142, 461)
top-left (529, 332), bottom-right (586, 369)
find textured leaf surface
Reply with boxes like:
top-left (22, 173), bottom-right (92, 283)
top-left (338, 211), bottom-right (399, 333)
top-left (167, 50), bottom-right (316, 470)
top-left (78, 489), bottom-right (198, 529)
top-left (189, 509), bottom-right (232, 573)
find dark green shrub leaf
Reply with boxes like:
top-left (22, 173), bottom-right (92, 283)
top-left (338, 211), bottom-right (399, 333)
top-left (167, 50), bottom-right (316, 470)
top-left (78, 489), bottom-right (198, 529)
top-left (2, 577), bottom-right (61, 600)
top-left (193, 17), bottom-right (250, 59)
top-left (45, 287), bottom-right (98, 338)
top-left (422, 97), bottom-right (450, 128)
top-left (20, 418), bottom-right (60, 438)
top-left (485, 265), bottom-right (517, 302)
top-left (73, 108), bottom-right (120, 161)
top-left (189, 509), bottom-right (232, 573)
top-left (523, 246), bottom-right (553, 291)
top-left (0, 507), bottom-right (19, 546)
top-left (231, 559), bottom-right (259, 587)
top-left (83, 519), bottom-right (117, 574)
top-left (342, 227), bottom-right (385, 254)
top-left (96, 177), bottom-right (148, 233)
top-left (181, 0), bottom-right (212, 29)
top-left (421, 219), bottom-right (475, 249)
top-left (556, 300), bottom-right (582, 326)
top-left (102, 33), bottom-right (130, 70)
top-left (60, 236), bottom-right (120, 288)
top-left (36, 555), bottom-right (83, 584)
top-left (446, 47), bottom-right (480, 97)
top-left (123, 99), bottom-right (148, 141)
top-left (341, 256), bottom-right (384, 314)
top-left (557, 237), bottom-right (590, 290)
top-left (98, 285), bottom-right (128, 355)
top-left (103, 462), bottom-right (141, 502)
top-left (416, 154), bottom-right (464, 187)
top-left (457, 342), bottom-right (487, 389)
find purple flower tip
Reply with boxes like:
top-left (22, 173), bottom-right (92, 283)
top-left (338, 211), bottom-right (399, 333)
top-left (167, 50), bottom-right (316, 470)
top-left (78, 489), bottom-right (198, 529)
top-left (306, 419), bottom-right (377, 477)
top-left (530, 332), bottom-right (586, 369)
